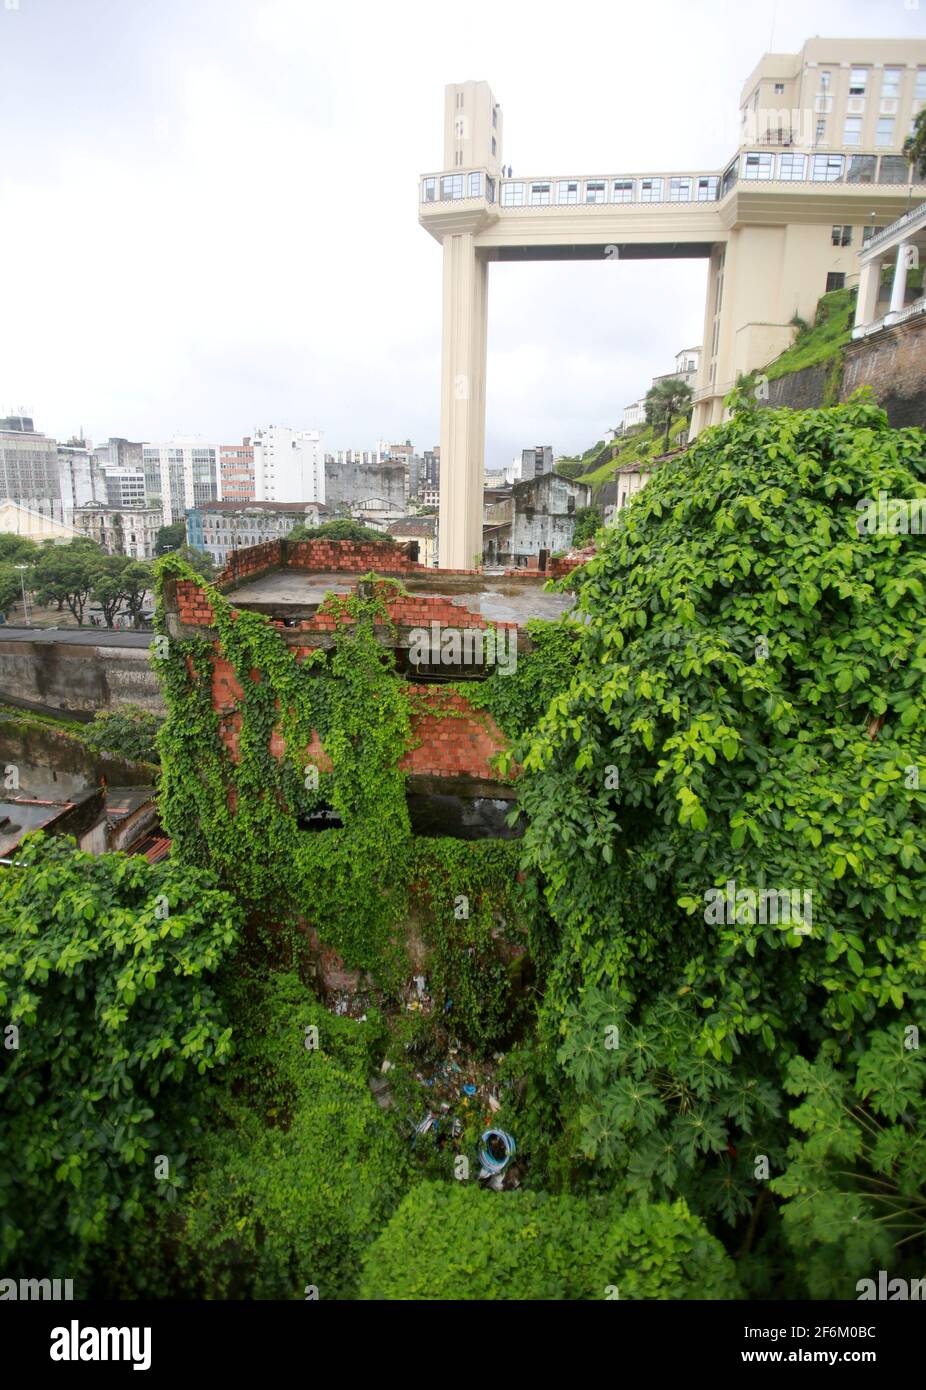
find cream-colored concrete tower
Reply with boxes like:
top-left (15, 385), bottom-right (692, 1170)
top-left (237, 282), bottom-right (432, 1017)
top-left (421, 42), bottom-right (926, 569)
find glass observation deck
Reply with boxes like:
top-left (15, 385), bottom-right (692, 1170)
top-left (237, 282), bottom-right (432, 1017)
top-left (420, 150), bottom-right (917, 209)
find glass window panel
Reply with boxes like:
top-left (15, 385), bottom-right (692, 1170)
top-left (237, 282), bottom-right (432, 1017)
top-left (501, 181), bottom-right (524, 206)
top-left (421, 178), bottom-right (436, 202)
top-left (743, 152), bottom-right (774, 179)
top-left (811, 154), bottom-right (844, 181)
top-left (917, 69), bottom-right (926, 99)
top-left (842, 117), bottom-right (862, 145)
top-left (612, 178), bottom-right (634, 202)
top-left (778, 153), bottom-right (806, 179)
top-left (695, 176), bottom-right (719, 200)
top-left (467, 171), bottom-right (482, 198)
top-left (849, 68), bottom-right (868, 95)
top-left (878, 154), bottom-right (909, 183)
top-left (638, 177), bottom-right (663, 202)
top-left (556, 180), bottom-right (579, 204)
top-left (876, 118), bottom-right (895, 147)
top-left (529, 182), bottom-right (551, 205)
top-left (882, 69), bottom-right (901, 99)
top-left (585, 180), bottom-right (606, 204)
top-left (847, 154), bottom-right (876, 183)
top-left (668, 177), bottom-right (691, 201)
top-left (440, 174), bottom-right (464, 199)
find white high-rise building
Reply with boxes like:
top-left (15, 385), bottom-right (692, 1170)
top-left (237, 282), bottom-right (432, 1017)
top-left (58, 443), bottom-right (106, 511)
top-left (252, 425), bottom-right (325, 504)
top-left (142, 438), bottom-right (222, 524)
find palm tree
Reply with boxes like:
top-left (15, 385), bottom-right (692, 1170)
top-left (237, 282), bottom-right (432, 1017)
top-left (645, 378), bottom-right (694, 452)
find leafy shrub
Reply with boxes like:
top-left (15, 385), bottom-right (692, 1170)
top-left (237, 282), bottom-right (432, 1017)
top-left (601, 1199), bottom-right (739, 1300)
top-left (509, 398), bottom-right (926, 1287)
top-left (359, 1183), bottom-right (737, 1300)
top-left (137, 972), bottom-right (412, 1300)
top-left (0, 834), bottom-right (241, 1280)
top-left (81, 704), bottom-right (162, 764)
top-left (287, 519), bottom-right (396, 545)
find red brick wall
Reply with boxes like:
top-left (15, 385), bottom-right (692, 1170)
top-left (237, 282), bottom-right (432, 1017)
top-left (286, 539), bottom-right (420, 574)
top-left (206, 645), bottom-right (509, 783)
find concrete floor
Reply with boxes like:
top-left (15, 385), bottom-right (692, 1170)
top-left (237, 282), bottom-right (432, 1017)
top-left (231, 571), bottom-right (575, 625)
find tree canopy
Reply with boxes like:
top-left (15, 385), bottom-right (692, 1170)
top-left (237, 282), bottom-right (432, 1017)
top-left (506, 395), bottom-right (926, 1296)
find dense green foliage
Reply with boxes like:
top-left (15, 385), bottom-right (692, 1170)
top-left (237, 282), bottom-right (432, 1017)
top-left (359, 1183), bottom-right (736, 1300)
top-left (9, 399), bottom-right (922, 1301)
top-left (0, 834), bottom-right (241, 1280)
top-left (119, 972), bottom-right (410, 1299)
top-left (287, 518), bottom-right (396, 544)
top-left (571, 505), bottom-right (601, 547)
top-left (81, 704), bottom-right (163, 764)
top-left (504, 397), bottom-right (926, 1296)
top-left (154, 557), bottom-right (526, 1051)
top-left (155, 522), bottom-right (187, 555)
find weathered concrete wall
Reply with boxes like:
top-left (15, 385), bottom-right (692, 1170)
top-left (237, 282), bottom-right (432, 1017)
top-left (0, 640), bottom-right (165, 717)
top-left (765, 313), bottom-right (926, 427)
top-left (0, 718), bottom-right (157, 797)
top-left (767, 363), bottom-right (832, 411)
top-left (840, 313), bottom-right (926, 429)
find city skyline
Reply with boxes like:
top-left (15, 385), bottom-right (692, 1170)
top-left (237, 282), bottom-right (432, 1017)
top-left (1, 0), bottom-right (921, 465)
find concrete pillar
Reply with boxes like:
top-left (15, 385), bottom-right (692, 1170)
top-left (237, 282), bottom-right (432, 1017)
top-left (438, 232), bottom-right (489, 569)
top-left (887, 241), bottom-right (912, 321)
top-left (853, 257), bottom-right (882, 330)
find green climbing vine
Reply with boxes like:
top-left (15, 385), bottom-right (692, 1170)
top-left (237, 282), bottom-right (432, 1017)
top-left (152, 555), bottom-right (527, 1050)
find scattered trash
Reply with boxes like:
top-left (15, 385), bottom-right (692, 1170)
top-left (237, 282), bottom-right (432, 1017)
top-left (462, 1083), bottom-right (477, 1097)
top-left (487, 1092), bottom-right (501, 1113)
top-left (380, 1059), bottom-right (393, 1074)
top-left (415, 1112), bottom-right (436, 1136)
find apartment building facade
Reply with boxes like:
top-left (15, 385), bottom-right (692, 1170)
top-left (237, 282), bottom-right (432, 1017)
top-left (143, 438), bottom-right (222, 524)
top-left (253, 425), bottom-right (325, 505)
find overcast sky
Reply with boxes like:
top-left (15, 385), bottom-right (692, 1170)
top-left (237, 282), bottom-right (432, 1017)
top-left (0, 0), bottom-right (921, 466)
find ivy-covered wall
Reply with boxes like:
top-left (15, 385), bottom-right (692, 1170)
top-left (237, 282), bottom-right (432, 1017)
top-left (153, 554), bottom-right (538, 1052)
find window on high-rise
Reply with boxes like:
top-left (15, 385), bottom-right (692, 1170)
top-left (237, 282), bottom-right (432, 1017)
top-left (638, 177), bottom-right (663, 202)
top-left (668, 177), bottom-right (691, 201)
top-left (743, 152), bottom-right (774, 179)
top-left (819, 70), bottom-right (831, 90)
top-left (849, 68), bottom-right (868, 95)
top-left (876, 118), bottom-right (895, 147)
top-left (878, 154), bottom-right (910, 183)
top-left (831, 225), bottom-right (852, 247)
top-left (529, 182), bottom-right (551, 205)
top-left (847, 154), bottom-right (876, 183)
top-left (778, 152), bottom-right (806, 180)
top-left (881, 69), bottom-right (902, 100)
top-left (556, 180), bottom-right (579, 204)
top-left (811, 153), bottom-right (844, 181)
top-left (917, 69), bottom-right (926, 100)
top-left (842, 116), bottom-right (862, 145)
top-left (585, 180), bottom-right (606, 204)
top-left (612, 178), bottom-right (634, 202)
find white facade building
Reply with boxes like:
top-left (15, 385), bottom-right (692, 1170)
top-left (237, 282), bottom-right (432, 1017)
top-left (142, 438), bottom-right (222, 525)
top-left (253, 425), bottom-right (325, 504)
top-left (622, 400), bottom-right (647, 432)
top-left (58, 444), bottom-right (106, 511)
